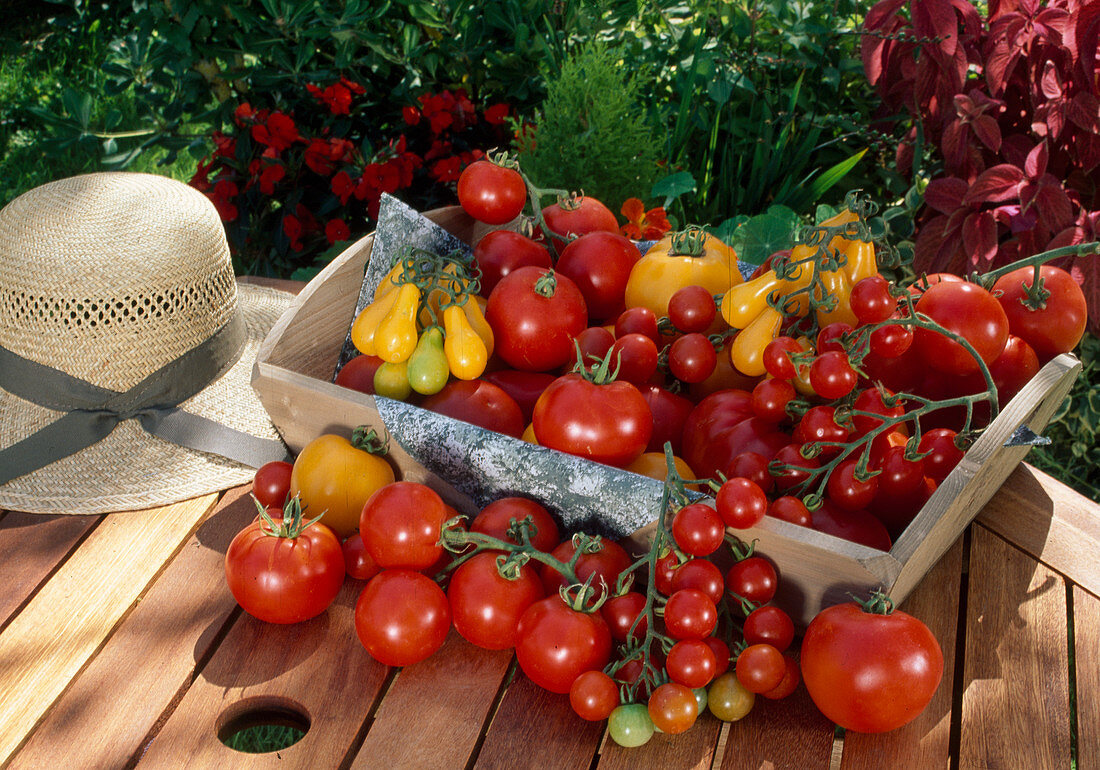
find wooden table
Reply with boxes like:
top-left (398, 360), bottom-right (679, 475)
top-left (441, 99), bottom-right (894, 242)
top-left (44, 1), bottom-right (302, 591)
top-left (2, 278), bottom-right (1098, 769)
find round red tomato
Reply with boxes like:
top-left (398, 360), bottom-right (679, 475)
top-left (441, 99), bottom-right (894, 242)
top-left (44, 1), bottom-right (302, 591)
top-left (470, 496), bottom-right (561, 553)
top-left (447, 551), bottom-right (545, 650)
top-left (457, 160), bottom-right (526, 225)
top-left (225, 515), bottom-right (344, 624)
top-left (541, 195), bottom-right (620, 240)
top-left (342, 533), bottom-right (380, 581)
top-left (532, 372), bottom-right (652, 467)
top-left (570, 670), bottom-right (620, 721)
top-left (639, 383), bottom-right (694, 455)
top-left (601, 591), bottom-right (649, 643)
top-left (473, 230), bottom-right (553, 295)
top-left (539, 537), bottom-right (633, 597)
top-left (913, 281), bottom-right (1009, 375)
top-left (252, 460), bottom-right (293, 509)
top-left (485, 266), bottom-right (588, 372)
top-left (812, 499), bottom-right (892, 551)
top-left (354, 569), bottom-right (452, 666)
top-left (360, 481), bottom-right (449, 570)
top-left (418, 378), bottom-right (525, 438)
top-left (515, 596), bottom-right (612, 693)
top-left (334, 354), bottom-right (384, 394)
top-left (725, 555), bottom-right (778, 606)
top-left (801, 598), bottom-right (943, 732)
top-left (992, 264), bottom-right (1086, 363)
top-left (555, 231), bottom-right (641, 323)
top-left (480, 369), bottom-right (557, 424)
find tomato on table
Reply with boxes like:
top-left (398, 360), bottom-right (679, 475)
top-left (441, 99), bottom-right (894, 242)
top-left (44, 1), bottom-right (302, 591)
top-left (354, 569), bottom-right (452, 666)
top-left (447, 551), bottom-right (545, 650)
top-left (360, 481), bottom-right (450, 570)
top-left (470, 496), bottom-right (561, 552)
top-left (515, 595), bottom-right (613, 694)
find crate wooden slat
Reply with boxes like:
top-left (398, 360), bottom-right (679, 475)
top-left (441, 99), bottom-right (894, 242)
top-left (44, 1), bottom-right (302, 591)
top-left (959, 525), bottom-right (1071, 767)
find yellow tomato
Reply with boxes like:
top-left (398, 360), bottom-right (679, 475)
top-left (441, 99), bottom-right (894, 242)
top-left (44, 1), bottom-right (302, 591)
top-left (813, 266), bottom-right (859, 328)
top-left (443, 303), bottom-right (488, 380)
top-left (624, 227), bottom-right (742, 319)
top-left (289, 432), bottom-right (396, 538)
top-left (351, 289), bottom-right (399, 357)
top-left (374, 282), bottom-right (421, 363)
top-left (624, 452), bottom-right (696, 485)
top-left (730, 306), bottom-right (783, 377)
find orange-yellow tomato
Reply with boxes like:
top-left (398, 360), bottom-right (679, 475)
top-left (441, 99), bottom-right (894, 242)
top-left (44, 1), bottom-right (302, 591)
top-left (624, 452), bottom-right (696, 485)
top-left (625, 229), bottom-right (741, 319)
top-left (289, 433), bottom-right (396, 538)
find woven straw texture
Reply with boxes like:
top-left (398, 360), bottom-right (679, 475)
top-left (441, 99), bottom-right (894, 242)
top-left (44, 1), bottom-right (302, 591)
top-left (0, 173), bottom-right (294, 514)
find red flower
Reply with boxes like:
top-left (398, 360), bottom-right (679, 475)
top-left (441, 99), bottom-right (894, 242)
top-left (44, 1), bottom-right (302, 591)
top-left (430, 156), bottom-right (463, 182)
top-left (620, 198), bottom-right (671, 240)
top-left (309, 81), bottom-right (354, 115)
top-left (331, 170), bottom-right (355, 204)
top-left (325, 218), bottom-right (351, 244)
top-left (424, 138), bottom-right (452, 162)
top-left (341, 77), bottom-right (365, 95)
top-left (251, 112), bottom-right (301, 152)
top-left (212, 131), bottom-right (236, 159)
top-left (295, 203), bottom-right (319, 235)
top-left (233, 102), bottom-right (258, 127)
top-left (283, 214), bottom-right (303, 251)
top-left (189, 158), bottom-right (213, 192)
top-left (209, 178), bottom-right (239, 223)
top-left (258, 163), bottom-right (286, 195)
top-left (403, 105), bottom-right (421, 125)
top-left (484, 103), bottom-right (510, 125)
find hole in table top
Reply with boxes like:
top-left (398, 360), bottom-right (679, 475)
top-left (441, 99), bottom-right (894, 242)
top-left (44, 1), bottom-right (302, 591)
top-left (217, 696), bottom-right (310, 754)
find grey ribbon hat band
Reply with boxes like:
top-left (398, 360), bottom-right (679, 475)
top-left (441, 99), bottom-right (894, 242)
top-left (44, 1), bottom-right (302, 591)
top-left (0, 311), bottom-right (291, 485)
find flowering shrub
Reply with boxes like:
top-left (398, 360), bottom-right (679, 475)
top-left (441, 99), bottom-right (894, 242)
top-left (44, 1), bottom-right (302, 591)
top-left (190, 82), bottom-right (514, 277)
top-left (862, 0), bottom-right (1100, 329)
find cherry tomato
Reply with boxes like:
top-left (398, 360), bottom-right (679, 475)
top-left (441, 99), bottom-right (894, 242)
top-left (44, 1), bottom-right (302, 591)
top-left (826, 458), bottom-right (879, 511)
top-left (723, 451), bottom-right (775, 493)
top-left (793, 405), bottom-right (850, 457)
top-left (872, 444), bottom-right (926, 501)
top-left (334, 353), bottom-right (384, 394)
top-left (555, 231), bottom-right (641, 323)
top-left (914, 280), bottom-right (1009, 375)
top-left (810, 350), bottom-right (858, 400)
top-left (751, 378), bottom-right (795, 423)
top-left (666, 638), bottom-right (718, 688)
top-left (225, 511), bottom-right (344, 624)
top-left (992, 264), bottom-right (1087, 362)
top-left (252, 460), bottom-right (293, 509)
top-left (693, 416), bottom-right (790, 483)
top-left (761, 654), bottom-right (801, 699)
top-left (917, 428), bottom-right (965, 481)
top-left (704, 635), bottom-right (732, 677)
top-left (601, 591), bottom-right (649, 643)
top-left (763, 335), bottom-right (803, 379)
top-left (470, 496), bottom-right (561, 553)
top-left (608, 703), bottom-right (655, 747)
top-left (772, 443), bottom-right (821, 492)
top-left (639, 383), bottom-right (694, 455)
top-left (609, 333), bottom-right (660, 385)
top-left (669, 558), bottom-right (726, 605)
top-left (664, 588), bottom-right (718, 640)
top-left (817, 322), bottom-right (853, 353)
top-left (715, 476), bottom-right (768, 529)
top-left (419, 378), bottom-right (526, 438)
top-left (654, 549), bottom-right (681, 595)
top-left (473, 230), bottom-right (553, 295)
top-left (342, 533), bottom-right (380, 581)
top-left (671, 503), bottom-right (726, 556)
top-left (515, 596), bottom-right (613, 693)
top-left (447, 551), bottom-right (545, 650)
top-left (457, 159), bottom-right (526, 224)
top-left (290, 432), bottom-right (396, 539)
top-left (768, 495), bottom-right (812, 526)
top-left (669, 332), bottom-right (718, 383)
top-left (614, 306), bottom-right (662, 346)
top-left (725, 556), bottom-right (778, 606)
top-left (801, 598), bottom-right (943, 732)
top-left (850, 274), bottom-right (896, 324)
top-left (573, 326), bottom-right (616, 367)
top-left (869, 320), bottom-right (915, 358)
top-left (647, 682), bottom-right (699, 734)
top-left (707, 671), bottom-right (755, 721)
top-left (570, 670), bottom-right (620, 721)
top-left (743, 605), bottom-right (795, 652)
top-left (668, 284), bottom-right (718, 333)
top-left (354, 569), bottom-right (452, 666)
top-left (360, 481), bottom-right (449, 570)
top-left (486, 266), bottom-right (588, 372)
top-left (532, 372), bottom-right (652, 467)
top-left (735, 643), bottom-right (786, 694)
top-left (986, 333), bottom-right (1040, 403)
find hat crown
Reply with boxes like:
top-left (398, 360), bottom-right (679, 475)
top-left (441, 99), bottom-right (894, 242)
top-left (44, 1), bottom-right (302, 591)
top-left (0, 173), bottom-right (238, 392)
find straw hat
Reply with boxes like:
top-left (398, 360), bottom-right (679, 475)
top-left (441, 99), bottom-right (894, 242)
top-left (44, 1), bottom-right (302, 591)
top-left (0, 172), bottom-right (294, 514)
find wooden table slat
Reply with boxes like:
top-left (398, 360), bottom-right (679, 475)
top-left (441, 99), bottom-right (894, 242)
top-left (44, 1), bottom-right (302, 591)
top-left (0, 494), bottom-right (218, 765)
top-left (721, 682), bottom-right (836, 770)
top-left (9, 487), bottom-right (255, 768)
top-left (1073, 584), bottom-right (1099, 769)
top-left (960, 525), bottom-right (1072, 769)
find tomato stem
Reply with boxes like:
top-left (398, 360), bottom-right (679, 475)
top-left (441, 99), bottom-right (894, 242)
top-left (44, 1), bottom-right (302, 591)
top-left (975, 241), bottom-right (1099, 286)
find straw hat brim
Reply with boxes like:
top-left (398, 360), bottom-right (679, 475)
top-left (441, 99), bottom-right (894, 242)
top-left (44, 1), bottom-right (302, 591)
top-left (0, 283), bottom-right (294, 515)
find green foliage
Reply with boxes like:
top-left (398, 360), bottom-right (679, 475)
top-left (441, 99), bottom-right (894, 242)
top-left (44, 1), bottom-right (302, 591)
top-left (1029, 334), bottom-right (1100, 502)
top-left (515, 42), bottom-right (662, 211)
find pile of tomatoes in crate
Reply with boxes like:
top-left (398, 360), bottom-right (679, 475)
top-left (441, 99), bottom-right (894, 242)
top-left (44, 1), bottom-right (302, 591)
top-left (224, 154), bottom-right (1092, 745)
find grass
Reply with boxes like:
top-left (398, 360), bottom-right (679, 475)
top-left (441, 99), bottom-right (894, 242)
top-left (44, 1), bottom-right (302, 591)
top-left (222, 724), bottom-right (305, 754)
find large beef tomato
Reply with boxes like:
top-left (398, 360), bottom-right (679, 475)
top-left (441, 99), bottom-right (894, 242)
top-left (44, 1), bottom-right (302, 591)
top-left (485, 266), bottom-right (587, 372)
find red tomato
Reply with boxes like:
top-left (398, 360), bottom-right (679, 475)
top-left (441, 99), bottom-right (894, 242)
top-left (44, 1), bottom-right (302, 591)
top-left (360, 481), bottom-right (449, 570)
top-left (695, 417), bottom-right (789, 482)
top-left (457, 159), bottom-right (526, 224)
top-left (663, 588), bottom-right (718, 640)
top-left (342, 533), bottom-right (381, 581)
top-left (354, 569), bottom-right (452, 666)
top-left (225, 515), bottom-right (344, 624)
top-left (480, 369), bottom-right (556, 424)
top-left (252, 460), bottom-right (293, 509)
top-left (809, 350), bottom-right (858, 400)
top-left (812, 499), bottom-right (892, 551)
top-left (669, 558), bottom-right (725, 605)
top-left (532, 373), bottom-right (652, 467)
top-left (826, 458), bottom-right (879, 511)
top-left (608, 333), bottom-right (660, 385)
top-left (987, 334), bottom-right (1040, 403)
top-left (614, 305), bottom-right (662, 346)
top-left (850, 274), bottom-right (896, 324)
top-left (913, 281), bottom-right (1009, 375)
top-left (917, 428), bottom-right (965, 482)
top-left (671, 503), bottom-right (726, 556)
top-left (570, 670), bottom-right (621, 721)
top-left (725, 555), bottom-right (778, 606)
top-left (601, 591), bottom-right (649, 643)
top-left (751, 378), bottom-right (796, 423)
top-left (574, 326), bottom-right (616, 367)
top-left (736, 643), bottom-right (786, 693)
top-left (486, 266), bottom-right (588, 372)
top-left (470, 496), bottom-right (561, 553)
top-left (541, 195), bottom-right (620, 240)
top-left (515, 596), bottom-right (613, 693)
top-left (723, 451), bottom-right (775, 493)
top-left (419, 379), bottom-right (525, 438)
top-left (668, 333), bottom-right (718, 384)
top-left (555, 231), bottom-right (641, 322)
top-left (473, 230), bottom-right (553, 295)
top-left (666, 638), bottom-right (718, 688)
top-left (715, 476), bottom-right (768, 529)
top-left (801, 598), bottom-right (943, 732)
top-left (992, 264), bottom-right (1087, 362)
top-left (639, 383), bottom-right (694, 455)
top-left (679, 389), bottom-right (756, 475)
top-left (772, 443), bottom-right (821, 492)
top-left (334, 354), bottom-right (384, 394)
top-left (743, 605), bottom-right (795, 652)
top-left (768, 495), bottom-right (812, 526)
top-left (647, 682), bottom-right (699, 734)
top-left (539, 537), bottom-right (633, 597)
top-left (447, 551), bottom-right (545, 650)
top-left (668, 284), bottom-right (718, 333)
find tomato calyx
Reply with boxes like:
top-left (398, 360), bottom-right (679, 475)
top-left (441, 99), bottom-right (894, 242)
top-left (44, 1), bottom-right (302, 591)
top-left (571, 342), bottom-right (629, 385)
top-left (666, 226), bottom-right (710, 258)
top-left (559, 573), bottom-right (610, 613)
top-left (351, 425), bottom-right (390, 455)
top-left (533, 269), bottom-right (560, 298)
top-left (851, 588), bottom-right (896, 616)
top-left (253, 493), bottom-right (324, 539)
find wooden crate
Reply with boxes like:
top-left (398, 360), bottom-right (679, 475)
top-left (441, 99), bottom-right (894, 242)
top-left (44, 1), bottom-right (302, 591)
top-left (252, 203), bottom-right (1082, 627)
